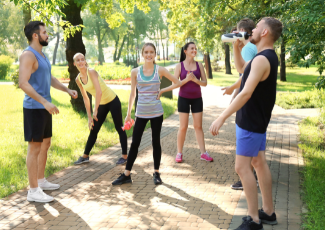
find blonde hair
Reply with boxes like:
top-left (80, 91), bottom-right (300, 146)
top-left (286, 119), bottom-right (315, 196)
top-left (73, 53), bottom-right (89, 68)
top-left (141, 43), bottom-right (156, 64)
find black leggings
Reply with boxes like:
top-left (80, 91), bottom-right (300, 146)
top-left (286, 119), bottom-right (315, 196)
top-left (84, 96), bottom-right (127, 156)
top-left (125, 115), bottom-right (163, 171)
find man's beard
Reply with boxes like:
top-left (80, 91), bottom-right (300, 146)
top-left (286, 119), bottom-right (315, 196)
top-left (250, 33), bottom-right (260, 45)
top-left (39, 36), bottom-right (48, 46)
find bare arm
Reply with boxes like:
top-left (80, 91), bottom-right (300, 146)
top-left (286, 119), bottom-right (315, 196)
top-left (125, 69), bottom-right (138, 122)
top-left (158, 66), bottom-right (181, 99)
top-left (51, 75), bottom-right (78, 99)
top-left (75, 77), bottom-right (92, 119)
top-left (233, 40), bottom-right (249, 74)
top-left (210, 56), bottom-right (270, 136)
top-left (19, 52), bottom-right (59, 114)
top-left (173, 63), bottom-right (193, 86)
top-left (192, 62), bottom-right (207, 87)
top-left (221, 76), bottom-right (242, 96)
top-left (88, 69), bottom-right (102, 121)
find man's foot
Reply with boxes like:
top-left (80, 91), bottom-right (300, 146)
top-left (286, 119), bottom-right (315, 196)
top-left (27, 187), bottom-right (54, 203)
top-left (200, 152), bottom-right (213, 162)
top-left (116, 157), bottom-right (127, 165)
top-left (175, 153), bottom-right (183, 163)
top-left (153, 172), bottom-right (163, 185)
top-left (231, 180), bottom-right (243, 190)
top-left (235, 216), bottom-right (263, 230)
top-left (39, 179), bottom-right (60, 191)
top-left (112, 173), bottom-right (132, 185)
top-left (243, 209), bottom-right (277, 225)
top-left (74, 156), bottom-right (89, 165)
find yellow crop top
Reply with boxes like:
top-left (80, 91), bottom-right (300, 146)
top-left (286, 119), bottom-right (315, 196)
top-left (78, 68), bottom-right (116, 105)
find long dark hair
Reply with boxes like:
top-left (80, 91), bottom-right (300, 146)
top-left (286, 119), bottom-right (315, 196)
top-left (180, 42), bottom-right (196, 62)
top-left (141, 43), bottom-right (156, 64)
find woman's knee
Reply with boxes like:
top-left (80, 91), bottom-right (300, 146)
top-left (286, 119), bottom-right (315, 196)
top-left (179, 125), bottom-right (188, 133)
top-left (193, 123), bottom-right (202, 131)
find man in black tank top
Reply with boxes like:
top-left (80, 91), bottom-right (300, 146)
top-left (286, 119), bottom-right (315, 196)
top-left (209, 17), bottom-right (283, 230)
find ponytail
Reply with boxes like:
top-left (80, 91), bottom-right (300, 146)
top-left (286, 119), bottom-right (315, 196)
top-left (179, 42), bottom-right (196, 63)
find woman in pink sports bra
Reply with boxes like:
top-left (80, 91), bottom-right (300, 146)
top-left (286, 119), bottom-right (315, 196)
top-left (174, 42), bottom-right (213, 163)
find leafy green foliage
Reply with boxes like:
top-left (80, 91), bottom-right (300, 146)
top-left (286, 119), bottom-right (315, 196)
top-left (315, 76), bottom-right (325, 90)
top-left (276, 89), bottom-right (325, 109)
top-left (94, 64), bottom-right (131, 80)
top-left (0, 55), bottom-right (13, 80)
top-left (10, 69), bottom-right (20, 88)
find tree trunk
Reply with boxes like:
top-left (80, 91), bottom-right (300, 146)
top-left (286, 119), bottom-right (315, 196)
top-left (96, 12), bottom-right (104, 65)
top-left (224, 43), bottom-right (232, 74)
top-left (117, 35), bottom-right (127, 61)
top-left (23, 6), bottom-right (31, 25)
top-left (52, 32), bottom-right (60, 65)
top-left (204, 53), bottom-right (213, 79)
top-left (280, 37), bottom-right (286, 81)
top-left (113, 35), bottom-right (119, 62)
top-left (161, 35), bottom-right (165, 66)
top-left (61, 0), bottom-right (88, 113)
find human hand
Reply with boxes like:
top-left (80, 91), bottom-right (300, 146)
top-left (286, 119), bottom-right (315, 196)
top-left (186, 71), bottom-right (195, 81)
top-left (93, 109), bottom-right (98, 121)
top-left (157, 89), bottom-right (164, 100)
top-left (125, 115), bottom-right (132, 124)
top-left (88, 118), bottom-right (94, 130)
top-left (221, 86), bottom-right (234, 96)
top-left (44, 101), bottom-right (59, 115)
top-left (68, 89), bottom-right (78, 99)
top-left (209, 116), bottom-right (226, 136)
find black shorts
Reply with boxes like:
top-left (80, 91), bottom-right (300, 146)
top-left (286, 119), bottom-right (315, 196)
top-left (178, 96), bottom-right (203, 113)
top-left (23, 108), bottom-right (52, 142)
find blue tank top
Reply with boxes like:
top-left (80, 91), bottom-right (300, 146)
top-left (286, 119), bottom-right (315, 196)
top-left (23, 46), bottom-right (52, 109)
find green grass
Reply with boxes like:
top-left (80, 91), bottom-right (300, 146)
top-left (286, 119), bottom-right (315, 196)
top-left (299, 115), bottom-right (325, 229)
top-left (276, 89), bottom-right (325, 109)
top-left (208, 66), bottom-right (320, 92)
top-left (51, 65), bottom-right (68, 78)
top-left (0, 85), bottom-right (177, 198)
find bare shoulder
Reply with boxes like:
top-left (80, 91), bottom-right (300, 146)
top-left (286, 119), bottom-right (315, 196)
top-left (251, 55), bottom-right (270, 68)
top-left (131, 67), bottom-right (139, 76)
top-left (19, 51), bottom-right (36, 64)
top-left (197, 62), bottom-right (204, 69)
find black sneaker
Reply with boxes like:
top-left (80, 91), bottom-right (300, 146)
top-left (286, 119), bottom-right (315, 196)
top-left (153, 172), bottom-right (163, 185)
top-left (74, 156), bottom-right (89, 165)
top-left (112, 173), bottom-right (132, 185)
top-left (231, 180), bottom-right (243, 190)
top-left (235, 216), bottom-right (263, 230)
top-left (242, 209), bottom-right (277, 225)
top-left (116, 157), bottom-right (127, 165)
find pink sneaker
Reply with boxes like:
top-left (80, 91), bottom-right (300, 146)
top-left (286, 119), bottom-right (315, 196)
top-left (200, 152), bottom-right (213, 162)
top-left (175, 153), bottom-right (183, 163)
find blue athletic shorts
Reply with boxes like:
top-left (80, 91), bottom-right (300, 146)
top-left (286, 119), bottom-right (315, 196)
top-left (236, 124), bottom-right (266, 157)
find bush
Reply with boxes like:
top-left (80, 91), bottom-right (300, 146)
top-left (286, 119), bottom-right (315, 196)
top-left (114, 60), bottom-right (120, 65)
top-left (94, 65), bottom-right (132, 80)
top-left (0, 55), bottom-right (13, 80)
top-left (62, 69), bottom-right (69, 79)
top-left (11, 69), bottom-right (20, 88)
top-left (276, 88), bottom-right (325, 109)
top-left (315, 75), bottom-right (325, 90)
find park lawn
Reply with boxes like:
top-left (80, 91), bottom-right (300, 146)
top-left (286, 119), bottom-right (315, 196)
top-left (208, 66), bottom-right (319, 92)
top-left (0, 85), bottom-right (177, 199)
top-left (51, 65), bottom-right (68, 78)
top-left (299, 116), bottom-right (325, 230)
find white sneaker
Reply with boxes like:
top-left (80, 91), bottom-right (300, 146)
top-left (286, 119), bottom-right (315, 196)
top-left (27, 187), bottom-right (54, 203)
top-left (39, 179), bottom-right (60, 191)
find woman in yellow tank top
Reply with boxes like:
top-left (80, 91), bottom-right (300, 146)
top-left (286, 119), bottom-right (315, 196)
top-left (73, 53), bottom-right (128, 165)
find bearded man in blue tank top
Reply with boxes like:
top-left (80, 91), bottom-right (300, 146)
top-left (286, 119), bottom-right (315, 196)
top-left (209, 17), bottom-right (283, 230)
top-left (19, 21), bottom-right (78, 203)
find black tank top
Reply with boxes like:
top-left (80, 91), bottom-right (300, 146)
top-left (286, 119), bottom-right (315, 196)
top-left (236, 49), bottom-right (278, 133)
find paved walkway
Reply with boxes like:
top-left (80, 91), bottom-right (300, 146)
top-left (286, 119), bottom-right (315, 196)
top-left (1, 84), bottom-right (316, 230)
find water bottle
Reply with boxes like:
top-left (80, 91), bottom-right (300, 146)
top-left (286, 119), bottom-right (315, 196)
top-left (221, 32), bottom-right (251, 43)
top-left (122, 119), bottom-right (135, 131)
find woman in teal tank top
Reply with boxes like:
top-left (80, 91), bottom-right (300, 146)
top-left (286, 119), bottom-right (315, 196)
top-left (112, 43), bottom-right (181, 186)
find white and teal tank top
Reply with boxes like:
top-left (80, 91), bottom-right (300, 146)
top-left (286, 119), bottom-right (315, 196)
top-left (135, 65), bottom-right (164, 118)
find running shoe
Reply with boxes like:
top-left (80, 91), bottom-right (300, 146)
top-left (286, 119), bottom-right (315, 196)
top-left (39, 179), bottom-right (60, 191)
top-left (242, 209), bottom-right (277, 225)
top-left (74, 156), bottom-right (89, 165)
top-left (112, 173), bottom-right (132, 185)
top-left (231, 180), bottom-right (243, 190)
top-left (27, 187), bottom-right (54, 203)
top-left (116, 157), bottom-right (127, 165)
top-left (153, 172), bottom-right (163, 185)
top-left (175, 153), bottom-right (183, 163)
top-left (200, 152), bottom-right (213, 162)
top-left (235, 216), bottom-right (263, 230)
